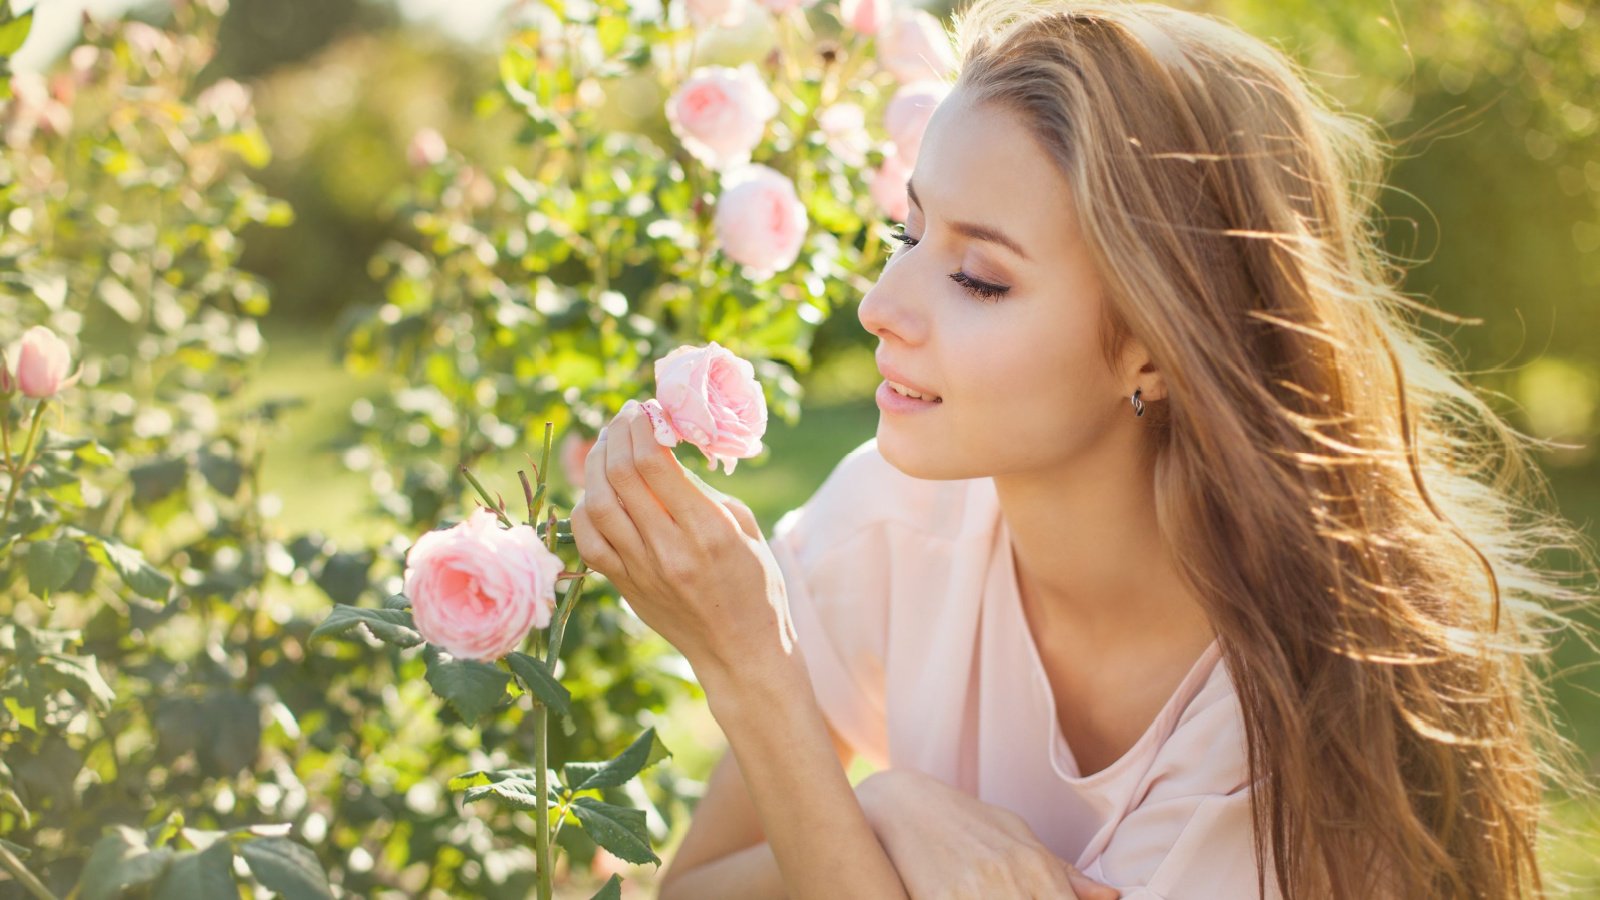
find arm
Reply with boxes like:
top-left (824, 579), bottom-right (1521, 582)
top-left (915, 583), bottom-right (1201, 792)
top-left (660, 659), bottom-right (907, 900)
top-left (657, 722), bottom-right (857, 899)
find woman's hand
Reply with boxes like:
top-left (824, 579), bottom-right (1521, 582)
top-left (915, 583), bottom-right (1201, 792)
top-left (569, 400), bottom-right (791, 682)
top-left (856, 768), bottom-right (1121, 900)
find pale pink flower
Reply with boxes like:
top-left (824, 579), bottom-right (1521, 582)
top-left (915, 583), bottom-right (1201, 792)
top-left (685, 0), bottom-right (746, 29)
top-left (817, 102), bottom-right (871, 167)
top-left (877, 9), bottom-right (957, 84)
top-left (884, 80), bottom-right (948, 167)
top-left (713, 164), bottom-right (808, 277)
top-left (666, 64), bottom-right (779, 171)
top-left (870, 150), bottom-right (912, 222)
top-left (839, 0), bottom-right (891, 35)
top-left (642, 342), bottom-right (768, 475)
top-left (407, 127), bottom-right (448, 170)
top-left (560, 431), bottom-right (597, 491)
top-left (13, 326), bottom-right (77, 400)
top-left (403, 508), bottom-right (564, 662)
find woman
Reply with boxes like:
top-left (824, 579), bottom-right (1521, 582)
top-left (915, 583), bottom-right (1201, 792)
top-left (570, 0), bottom-right (1596, 896)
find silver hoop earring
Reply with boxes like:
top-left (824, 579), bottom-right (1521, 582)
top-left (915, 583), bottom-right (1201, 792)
top-left (1131, 388), bottom-right (1145, 417)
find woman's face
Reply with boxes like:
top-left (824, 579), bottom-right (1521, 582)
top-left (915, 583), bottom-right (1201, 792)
top-left (859, 89), bottom-right (1135, 481)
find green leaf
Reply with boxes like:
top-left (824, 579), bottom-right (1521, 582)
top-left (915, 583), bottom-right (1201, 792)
top-left (565, 727), bottom-right (671, 792)
top-left (238, 837), bottom-right (334, 900)
top-left (97, 539), bottom-right (173, 600)
top-left (79, 826), bottom-right (176, 900)
top-left (2, 697), bottom-right (35, 732)
top-left (0, 11), bottom-right (33, 57)
top-left (424, 652), bottom-right (510, 724)
top-left (197, 449), bottom-right (243, 497)
top-left (461, 776), bottom-right (562, 811)
top-left (597, 14), bottom-right (627, 56)
top-left (26, 538), bottom-right (81, 597)
top-left (39, 652), bottom-right (116, 710)
top-left (591, 874), bottom-right (623, 900)
top-left (152, 839), bottom-right (238, 900)
top-left (310, 604), bottom-right (422, 647)
top-left (506, 651), bottom-right (571, 716)
top-left (571, 797), bottom-right (659, 866)
top-left (130, 456), bottom-right (188, 504)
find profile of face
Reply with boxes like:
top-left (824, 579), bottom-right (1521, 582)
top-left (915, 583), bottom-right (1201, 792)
top-left (858, 87), bottom-right (1158, 481)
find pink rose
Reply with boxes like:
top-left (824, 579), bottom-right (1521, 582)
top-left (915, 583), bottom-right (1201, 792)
top-left (642, 342), bottom-right (768, 475)
top-left (13, 326), bottom-right (77, 400)
top-left (402, 508), bottom-right (564, 661)
top-left (884, 80), bottom-right (948, 167)
top-left (817, 102), bottom-right (871, 167)
top-left (839, 0), bottom-right (891, 35)
top-left (877, 9), bottom-right (957, 84)
top-left (560, 431), bottom-right (597, 491)
top-left (713, 164), bottom-right (808, 276)
top-left (666, 64), bottom-right (778, 171)
top-left (408, 127), bottom-right (448, 170)
top-left (685, 0), bottom-right (746, 29)
top-left (870, 150), bottom-right (912, 222)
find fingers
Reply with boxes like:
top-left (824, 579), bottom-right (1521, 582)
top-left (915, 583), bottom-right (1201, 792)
top-left (621, 400), bottom-right (726, 534)
top-left (581, 423), bottom-right (647, 575)
top-left (1065, 864), bottom-right (1121, 900)
top-left (721, 496), bottom-right (763, 541)
top-left (606, 401), bottom-right (675, 538)
top-left (570, 500), bottom-right (626, 584)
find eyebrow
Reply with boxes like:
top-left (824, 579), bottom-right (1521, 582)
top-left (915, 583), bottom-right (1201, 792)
top-left (906, 179), bottom-right (1032, 262)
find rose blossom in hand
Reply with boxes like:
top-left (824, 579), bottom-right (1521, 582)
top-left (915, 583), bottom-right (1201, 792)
top-left (639, 342), bottom-right (768, 475)
top-left (13, 325), bottom-right (78, 400)
top-left (402, 508), bottom-right (564, 661)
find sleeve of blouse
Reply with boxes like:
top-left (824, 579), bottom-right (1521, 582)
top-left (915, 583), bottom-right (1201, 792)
top-left (766, 447), bottom-right (894, 767)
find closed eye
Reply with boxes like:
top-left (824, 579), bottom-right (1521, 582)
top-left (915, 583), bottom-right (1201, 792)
top-left (885, 227), bottom-right (1011, 303)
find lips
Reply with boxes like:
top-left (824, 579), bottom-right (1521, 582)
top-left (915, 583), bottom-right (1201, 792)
top-left (876, 360), bottom-right (941, 401)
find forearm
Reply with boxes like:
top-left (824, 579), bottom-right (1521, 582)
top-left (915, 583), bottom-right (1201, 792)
top-left (693, 656), bottom-right (908, 900)
top-left (659, 840), bottom-right (786, 900)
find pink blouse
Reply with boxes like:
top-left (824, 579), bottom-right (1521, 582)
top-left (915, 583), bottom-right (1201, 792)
top-left (769, 438), bottom-right (1282, 899)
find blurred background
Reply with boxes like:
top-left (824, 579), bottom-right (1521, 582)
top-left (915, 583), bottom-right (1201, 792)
top-left (6, 0), bottom-right (1598, 893)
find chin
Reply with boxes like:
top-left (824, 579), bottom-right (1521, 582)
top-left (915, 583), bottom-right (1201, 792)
top-left (876, 421), bottom-right (976, 481)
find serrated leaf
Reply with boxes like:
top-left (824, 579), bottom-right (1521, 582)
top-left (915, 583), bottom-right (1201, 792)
top-left (506, 651), bottom-right (571, 715)
top-left (381, 592), bottom-right (412, 610)
top-left (566, 727), bottom-right (671, 792)
top-left (571, 797), bottom-right (659, 865)
top-left (238, 837), bottom-right (333, 900)
top-left (461, 776), bottom-right (562, 810)
top-left (152, 839), bottom-right (238, 900)
top-left (97, 539), bottom-right (173, 600)
top-left (424, 652), bottom-right (510, 724)
top-left (79, 826), bottom-right (175, 900)
top-left (591, 874), bottom-right (623, 899)
top-left (26, 538), bottom-right (81, 597)
top-left (39, 652), bottom-right (116, 710)
top-left (310, 604), bottom-right (422, 647)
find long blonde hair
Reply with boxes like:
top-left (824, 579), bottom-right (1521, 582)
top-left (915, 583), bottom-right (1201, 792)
top-left (947, 1), bottom-right (1598, 896)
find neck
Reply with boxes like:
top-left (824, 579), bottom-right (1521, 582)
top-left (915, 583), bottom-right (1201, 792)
top-left (991, 436), bottom-right (1212, 645)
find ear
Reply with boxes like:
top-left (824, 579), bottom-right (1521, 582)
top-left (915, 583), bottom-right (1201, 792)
top-left (1118, 337), bottom-right (1167, 404)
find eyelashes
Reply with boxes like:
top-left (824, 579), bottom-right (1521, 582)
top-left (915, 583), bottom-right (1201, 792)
top-left (885, 226), bottom-right (1011, 303)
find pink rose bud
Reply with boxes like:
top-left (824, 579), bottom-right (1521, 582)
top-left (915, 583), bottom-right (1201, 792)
top-left (713, 163), bottom-right (808, 277)
top-left (878, 9), bottom-right (958, 84)
top-left (643, 342), bottom-right (768, 475)
top-left (407, 127), bottom-right (448, 170)
top-left (666, 64), bottom-right (778, 171)
top-left (559, 431), bottom-right (597, 491)
top-left (839, 0), bottom-right (890, 35)
top-left (870, 150), bottom-right (912, 223)
top-left (685, 0), bottom-right (746, 29)
top-left (14, 326), bottom-right (76, 400)
top-left (884, 80), bottom-right (948, 168)
top-left (403, 508), bottom-right (564, 662)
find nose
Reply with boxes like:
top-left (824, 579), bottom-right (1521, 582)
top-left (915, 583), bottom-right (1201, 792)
top-left (857, 250), bottom-right (928, 347)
